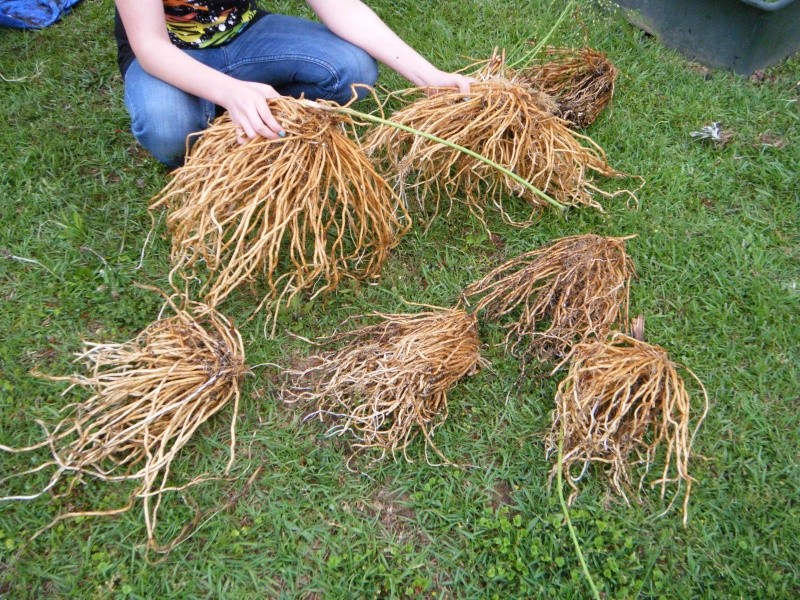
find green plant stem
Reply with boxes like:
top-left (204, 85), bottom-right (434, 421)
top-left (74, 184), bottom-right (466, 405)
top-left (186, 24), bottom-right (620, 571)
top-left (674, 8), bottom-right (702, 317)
top-left (303, 100), bottom-right (566, 212)
top-left (557, 427), bottom-right (601, 600)
top-left (508, 0), bottom-right (576, 69)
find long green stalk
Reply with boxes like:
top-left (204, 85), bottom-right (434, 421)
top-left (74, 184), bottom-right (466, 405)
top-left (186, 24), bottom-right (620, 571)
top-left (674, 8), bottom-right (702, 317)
top-left (508, 0), bottom-right (576, 69)
top-left (302, 100), bottom-right (566, 212)
top-left (557, 426), bottom-right (601, 600)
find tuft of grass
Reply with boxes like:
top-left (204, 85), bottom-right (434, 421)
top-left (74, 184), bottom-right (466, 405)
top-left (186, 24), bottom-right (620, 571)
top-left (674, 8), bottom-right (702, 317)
top-left (1, 0), bottom-right (799, 598)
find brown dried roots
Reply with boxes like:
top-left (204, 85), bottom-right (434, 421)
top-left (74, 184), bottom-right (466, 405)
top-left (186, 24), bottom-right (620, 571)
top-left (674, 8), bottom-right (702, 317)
top-left (521, 47), bottom-right (619, 129)
top-left (546, 333), bottom-right (708, 524)
top-left (365, 53), bottom-right (626, 225)
top-left (0, 301), bottom-right (246, 550)
top-left (464, 234), bottom-right (635, 362)
top-left (151, 97), bottom-right (410, 316)
top-left (284, 309), bottom-right (484, 464)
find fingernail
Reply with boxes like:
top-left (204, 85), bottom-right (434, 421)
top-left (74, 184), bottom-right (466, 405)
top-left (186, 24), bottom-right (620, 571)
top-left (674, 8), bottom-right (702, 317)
top-left (278, 131), bottom-right (286, 138)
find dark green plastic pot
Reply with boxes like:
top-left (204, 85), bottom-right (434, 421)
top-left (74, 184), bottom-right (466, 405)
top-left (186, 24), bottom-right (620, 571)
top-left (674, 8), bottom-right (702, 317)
top-left (613, 0), bottom-right (800, 74)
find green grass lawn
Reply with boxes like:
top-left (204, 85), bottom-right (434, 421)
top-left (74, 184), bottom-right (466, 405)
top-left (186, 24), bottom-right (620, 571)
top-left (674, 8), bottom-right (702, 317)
top-left (1, 0), bottom-right (798, 598)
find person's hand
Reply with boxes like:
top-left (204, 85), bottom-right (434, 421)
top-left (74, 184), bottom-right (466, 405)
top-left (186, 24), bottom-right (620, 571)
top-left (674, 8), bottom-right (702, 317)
top-left (218, 81), bottom-right (287, 144)
top-left (419, 69), bottom-right (474, 94)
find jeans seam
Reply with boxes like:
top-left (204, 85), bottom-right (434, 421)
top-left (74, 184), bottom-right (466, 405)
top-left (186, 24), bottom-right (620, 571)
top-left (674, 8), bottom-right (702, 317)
top-left (203, 99), bottom-right (216, 124)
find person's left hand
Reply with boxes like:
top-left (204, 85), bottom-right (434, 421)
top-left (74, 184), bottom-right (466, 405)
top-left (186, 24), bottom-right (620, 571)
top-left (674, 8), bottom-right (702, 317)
top-left (420, 69), bottom-right (474, 94)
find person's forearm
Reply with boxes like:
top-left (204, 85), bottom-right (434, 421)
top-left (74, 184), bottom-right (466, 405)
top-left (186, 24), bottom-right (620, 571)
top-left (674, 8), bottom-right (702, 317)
top-left (135, 41), bottom-right (241, 107)
top-left (306, 0), bottom-right (443, 87)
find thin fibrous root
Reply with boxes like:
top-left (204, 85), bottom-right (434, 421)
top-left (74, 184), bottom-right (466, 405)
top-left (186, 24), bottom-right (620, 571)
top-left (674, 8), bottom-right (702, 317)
top-left (546, 333), bottom-right (709, 525)
top-left (150, 97), bottom-right (410, 317)
top-left (464, 234), bottom-right (635, 363)
top-left (0, 299), bottom-right (246, 551)
top-left (283, 309), bottom-right (485, 465)
top-left (365, 50), bottom-right (630, 226)
top-left (521, 46), bottom-right (619, 129)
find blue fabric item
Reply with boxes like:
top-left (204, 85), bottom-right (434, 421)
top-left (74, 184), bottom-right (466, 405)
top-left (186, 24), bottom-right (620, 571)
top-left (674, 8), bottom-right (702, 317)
top-left (0, 0), bottom-right (82, 29)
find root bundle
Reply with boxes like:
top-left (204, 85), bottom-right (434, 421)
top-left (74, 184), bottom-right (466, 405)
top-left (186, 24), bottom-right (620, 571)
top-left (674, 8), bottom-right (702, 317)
top-left (521, 47), bottom-right (618, 129)
top-left (0, 301), bottom-right (246, 549)
top-left (284, 309), bottom-right (483, 464)
top-left (464, 234), bottom-right (635, 362)
top-left (546, 333), bottom-right (708, 523)
top-left (365, 54), bottom-right (625, 224)
top-left (151, 97), bottom-right (409, 314)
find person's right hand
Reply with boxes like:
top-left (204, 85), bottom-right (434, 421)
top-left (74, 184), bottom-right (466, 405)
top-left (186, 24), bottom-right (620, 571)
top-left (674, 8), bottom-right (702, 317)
top-left (219, 81), bottom-right (287, 144)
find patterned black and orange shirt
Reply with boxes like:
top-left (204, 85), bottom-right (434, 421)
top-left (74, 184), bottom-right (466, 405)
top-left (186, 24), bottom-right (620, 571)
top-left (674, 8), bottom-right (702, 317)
top-left (164, 0), bottom-right (258, 49)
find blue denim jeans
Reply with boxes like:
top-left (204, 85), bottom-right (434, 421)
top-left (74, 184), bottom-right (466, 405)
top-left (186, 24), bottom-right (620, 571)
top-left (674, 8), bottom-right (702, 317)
top-left (123, 14), bottom-right (379, 167)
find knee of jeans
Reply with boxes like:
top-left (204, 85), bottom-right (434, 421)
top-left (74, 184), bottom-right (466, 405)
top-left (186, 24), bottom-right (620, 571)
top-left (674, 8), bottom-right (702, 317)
top-left (131, 115), bottom-right (203, 168)
top-left (331, 51), bottom-right (379, 104)
top-left (129, 102), bottom-right (208, 168)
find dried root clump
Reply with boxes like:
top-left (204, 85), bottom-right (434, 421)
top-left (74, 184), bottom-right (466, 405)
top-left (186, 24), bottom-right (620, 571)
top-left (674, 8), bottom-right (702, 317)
top-left (546, 333), bottom-right (708, 524)
top-left (521, 47), bottom-right (619, 129)
top-left (365, 52), bottom-right (625, 224)
top-left (151, 97), bottom-right (409, 314)
top-left (464, 234), bottom-right (635, 362)
top-left (0, 301), bottom-right (246, 550)
top-left (284, 309), bottom-right (484, 464)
